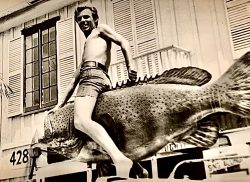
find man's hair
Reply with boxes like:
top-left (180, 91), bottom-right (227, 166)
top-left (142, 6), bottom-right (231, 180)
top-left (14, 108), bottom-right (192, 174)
top-left (74, 6), bottom-right (99, 26)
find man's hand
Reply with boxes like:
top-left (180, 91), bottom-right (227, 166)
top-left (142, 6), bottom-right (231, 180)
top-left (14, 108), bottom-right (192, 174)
top-left (128, 69), bottom-right (137, 82)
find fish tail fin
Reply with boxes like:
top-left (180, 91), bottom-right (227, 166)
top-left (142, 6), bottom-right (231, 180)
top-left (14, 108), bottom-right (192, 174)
top-left (215, 52), bottom-right (250, 117)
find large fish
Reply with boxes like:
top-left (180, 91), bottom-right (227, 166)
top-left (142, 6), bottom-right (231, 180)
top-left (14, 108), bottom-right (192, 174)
top-left (34, 52), bottom-right (250, 163)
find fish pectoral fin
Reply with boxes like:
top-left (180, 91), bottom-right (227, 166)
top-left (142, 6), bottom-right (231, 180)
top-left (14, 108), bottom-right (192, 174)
top-left (182, 120), bottom-right (219, 147)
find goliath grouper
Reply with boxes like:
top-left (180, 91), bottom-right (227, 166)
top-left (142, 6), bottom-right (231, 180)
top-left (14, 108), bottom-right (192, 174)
top-left (34, 52), bottom-right (250, 163)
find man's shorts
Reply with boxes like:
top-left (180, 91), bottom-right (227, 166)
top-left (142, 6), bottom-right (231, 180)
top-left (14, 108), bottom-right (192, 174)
top-left (76, 67), bottom-right (112, 98)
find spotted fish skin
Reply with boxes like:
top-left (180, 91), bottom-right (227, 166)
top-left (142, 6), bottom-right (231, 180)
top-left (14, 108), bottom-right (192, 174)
top-left (94, 83), bottom-right (221, 159)
top-left (37, 52), bottom-right (250, 162)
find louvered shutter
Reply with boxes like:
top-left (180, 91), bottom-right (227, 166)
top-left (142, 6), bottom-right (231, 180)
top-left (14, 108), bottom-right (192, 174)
top-left (112, 0), bottom-right (134, 82)
top-left (227, 0), bottom-right (250, 52)
top-left (133, 0), bottom-right (157, 55)
top-left (113, 0), bottom-right (134, 44)
top-left (133, 0), bottom-right (158, 77)
top-left (57, 18), bottom-right (76, 97)
top-left (111, 0), bottom-right (158, 80)
top-left (8, 37), bottom-right (22, 117)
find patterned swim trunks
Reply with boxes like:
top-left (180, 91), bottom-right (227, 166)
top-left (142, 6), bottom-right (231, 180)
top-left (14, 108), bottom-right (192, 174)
top-left (76, 67), bottom-right (112, 98)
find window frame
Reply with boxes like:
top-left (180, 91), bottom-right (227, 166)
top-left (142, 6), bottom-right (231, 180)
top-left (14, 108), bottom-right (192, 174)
top-left (218, 135), bottom-right (232, 147)
top-left (22, 16), bottom-right (60, 113)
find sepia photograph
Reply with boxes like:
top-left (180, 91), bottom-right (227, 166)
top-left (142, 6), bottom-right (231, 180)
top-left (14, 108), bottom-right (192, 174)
top-left (0, 0), bottom-right (250, 181)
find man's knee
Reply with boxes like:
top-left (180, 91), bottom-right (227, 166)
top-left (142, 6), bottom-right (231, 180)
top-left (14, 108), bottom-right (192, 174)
top-left (74, 112), bottom-right (89, 131)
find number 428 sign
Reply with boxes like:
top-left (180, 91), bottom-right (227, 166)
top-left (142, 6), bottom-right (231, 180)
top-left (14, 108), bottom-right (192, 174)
top-left (9, 149), bottom-right (29, 166)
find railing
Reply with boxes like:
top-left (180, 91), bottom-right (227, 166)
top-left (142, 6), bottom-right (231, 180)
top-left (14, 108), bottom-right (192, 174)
top-left (108, 45), bottom-right (191, 86)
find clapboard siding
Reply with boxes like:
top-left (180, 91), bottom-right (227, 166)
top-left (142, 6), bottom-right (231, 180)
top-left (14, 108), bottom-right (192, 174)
top-left (157, 0), bottom-right (233, 80)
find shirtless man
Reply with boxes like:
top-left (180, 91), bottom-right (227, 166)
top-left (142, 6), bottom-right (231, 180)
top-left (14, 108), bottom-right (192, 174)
top-left (49, 6), bottom-right (137, 177)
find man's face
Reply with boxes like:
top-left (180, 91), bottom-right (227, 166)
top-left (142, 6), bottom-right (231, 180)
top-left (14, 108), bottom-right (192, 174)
top-left (77, 9), bottom-right (96, 32)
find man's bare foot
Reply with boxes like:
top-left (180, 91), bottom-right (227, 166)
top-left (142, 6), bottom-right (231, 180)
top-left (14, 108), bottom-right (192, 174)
top-left (115, 158), bottom-right (133, 178)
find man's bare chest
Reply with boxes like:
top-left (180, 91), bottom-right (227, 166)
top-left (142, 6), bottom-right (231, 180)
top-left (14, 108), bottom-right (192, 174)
top-left (85, 30), bottom-right (106, 44)
top-left (85, 36), bottom-right (107, 47)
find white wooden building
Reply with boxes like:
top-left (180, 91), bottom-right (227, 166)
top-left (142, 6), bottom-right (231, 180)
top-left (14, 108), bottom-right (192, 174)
top-left (0, 0), bottom-right (240, 181)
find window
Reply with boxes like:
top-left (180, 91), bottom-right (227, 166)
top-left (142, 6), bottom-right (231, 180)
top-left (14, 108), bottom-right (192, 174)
top-left (218, 136), bottom-right (231, 147)
top-left (22, 17), bottom-right (60, 112)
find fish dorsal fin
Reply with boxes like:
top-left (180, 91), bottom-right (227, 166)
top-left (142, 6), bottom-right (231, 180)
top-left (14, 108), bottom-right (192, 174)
top-left (148, 67), bottom-right (212, 86)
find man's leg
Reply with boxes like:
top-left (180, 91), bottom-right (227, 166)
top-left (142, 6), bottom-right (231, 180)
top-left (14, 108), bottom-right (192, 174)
top-left (74, 96), bottom-right (133, 177)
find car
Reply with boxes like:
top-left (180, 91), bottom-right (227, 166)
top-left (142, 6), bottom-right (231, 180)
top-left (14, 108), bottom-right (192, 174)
top-left (202, 126), bottom-right (250, 179)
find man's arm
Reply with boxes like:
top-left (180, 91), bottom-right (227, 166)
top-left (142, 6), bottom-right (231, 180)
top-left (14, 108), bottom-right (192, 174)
top-left (98, 24), bottom-right (137, 81)
top-left (48, 67), bottom-right (80, 113)
top-left (59, 68), bottom-right (80, 106)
